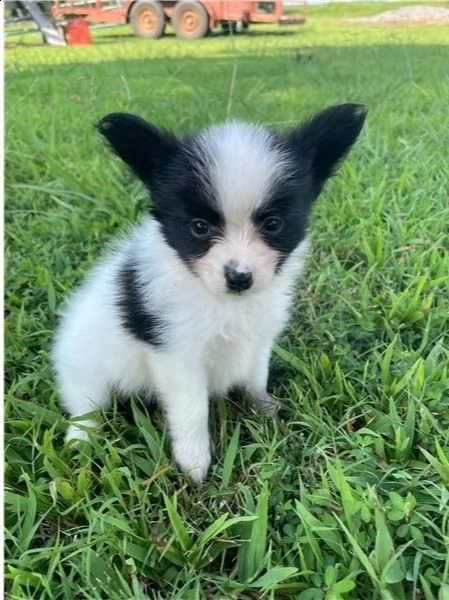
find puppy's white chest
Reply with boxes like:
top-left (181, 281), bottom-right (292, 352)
top-left (201, 305), bottom-right (269, 395)
top-left (205, 332), bottom-right (255, 395)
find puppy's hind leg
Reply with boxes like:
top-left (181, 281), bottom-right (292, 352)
top-left (56, 369), bottom-right (111, 444)
top-left (244, 342), bottom-right (281, 415)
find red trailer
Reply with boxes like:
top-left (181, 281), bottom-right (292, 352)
top-left (52, 1), bottom-right (307, 40)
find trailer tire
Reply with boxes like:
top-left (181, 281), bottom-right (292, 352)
top-left (172, 1), bottom-right (209, 40)
top-left (130, 1), bottom-right (166, 39)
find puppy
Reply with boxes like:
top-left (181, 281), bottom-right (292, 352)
top-left (52, 104), bottom-right (366, 481)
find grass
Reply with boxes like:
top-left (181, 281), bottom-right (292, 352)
top-left (305, 0), bottom-right (449, 19)
top-left (4, 4), bottom-right (449, 599)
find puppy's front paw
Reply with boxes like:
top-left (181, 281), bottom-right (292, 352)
top-left (172, 435), bottom-right (211, 482)
top-left (65, 420), bottom-right (97, 445)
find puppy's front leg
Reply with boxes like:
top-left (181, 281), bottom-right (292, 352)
top-left (245, 342), bottom-right (280, 415)
top-left (150, 355), bottom-right (210, 482)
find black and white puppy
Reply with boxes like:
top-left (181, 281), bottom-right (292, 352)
top-left (52, 104), bottom-right (366, 481)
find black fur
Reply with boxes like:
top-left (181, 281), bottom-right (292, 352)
top-left (97, 114), bottom-right (225, 265)
top-left (149, 147), bottom-right (225, 264)
top-left (284, 103), bottom-right (367, 195)
top-left (254, 103), bottom-right (367, 266)
top-left (96, 113), bottom-right (179, 189)
top-left (98, 105), bottom-right (366, 270)
top-left (116, 260), bottom-right (166, 347)
top-left (253, 172), bottom-right (313, 262)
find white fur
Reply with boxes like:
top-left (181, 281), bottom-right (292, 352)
top-left (196, 122), bottom-right (291, 217)
top-left (52, 217), bottom-right (308, 480)
top-left (52, 121), bottom-right (311, 482)
top-left (194, 221), bottom-right (282, 296)
top-left (191, 122), bottom-right (294, 295)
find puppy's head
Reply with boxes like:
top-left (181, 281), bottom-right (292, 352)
top-left (97, 105), bottom-right (366, 296)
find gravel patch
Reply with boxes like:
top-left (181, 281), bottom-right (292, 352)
top-left (344, 5), bottom-right (449, 25)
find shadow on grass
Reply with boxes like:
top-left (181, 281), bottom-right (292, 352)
top-left (5, 41), bottom-right (447, 129)
top-left (3, 25), bottom-right (302, 48)
top-left (97, 28), bottom-right (299, 41)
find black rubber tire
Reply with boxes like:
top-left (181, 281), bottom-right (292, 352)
top-left (172, 1), bottom-right (209, 40)
top-left (129, 1), bottom-right (166, 39)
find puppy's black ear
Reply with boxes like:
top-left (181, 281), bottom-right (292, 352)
top-left (96, 113), bottom-right (179, 187)
top-left (287, 103), bottom-right (367, 191)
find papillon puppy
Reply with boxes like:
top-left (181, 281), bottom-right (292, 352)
top-left (52, 104), bottom-right (366, 481)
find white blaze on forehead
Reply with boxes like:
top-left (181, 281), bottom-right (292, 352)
top-left (196, 122), bottom-right (291, 218)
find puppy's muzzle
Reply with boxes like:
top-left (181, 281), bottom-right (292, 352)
top-left (224, 262), bottom-right (253, 293)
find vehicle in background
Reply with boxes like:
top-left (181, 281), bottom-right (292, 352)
top-left (51, 0), bottom-right (307, 40)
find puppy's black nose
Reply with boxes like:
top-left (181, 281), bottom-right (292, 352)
top-left (224, 264), bottom-right (253, 293)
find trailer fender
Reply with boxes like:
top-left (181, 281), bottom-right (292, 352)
top-left (205, 3), bottom-right (216, 29)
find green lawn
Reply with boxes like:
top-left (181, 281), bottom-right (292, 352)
top-left (4, 7), bottom-right (449, 599)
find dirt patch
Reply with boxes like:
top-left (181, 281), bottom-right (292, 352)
top-left (342, 5), bottom-right (449, 25)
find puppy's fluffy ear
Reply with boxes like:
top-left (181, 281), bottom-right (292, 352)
top-left (287, 103), bottom-right (367, 191)
top-left (96, 113), bottom-right (179, 187)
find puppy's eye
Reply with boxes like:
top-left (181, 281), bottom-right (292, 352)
top-left (262, 216), bottom-right (283, 235)
top-left (190, 218), bottom-right (211, 238)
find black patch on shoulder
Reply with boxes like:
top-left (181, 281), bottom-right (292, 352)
top-left (116, 260), bottom-right (166, 347)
